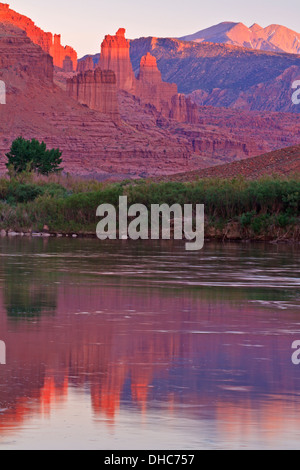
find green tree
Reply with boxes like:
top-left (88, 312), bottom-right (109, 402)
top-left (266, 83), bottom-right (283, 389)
top-left (6, 137), bottom-right (63, 175)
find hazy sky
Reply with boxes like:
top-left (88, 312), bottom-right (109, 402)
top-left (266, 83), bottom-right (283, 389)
top-left (7, 0), bottom-right (300, 57)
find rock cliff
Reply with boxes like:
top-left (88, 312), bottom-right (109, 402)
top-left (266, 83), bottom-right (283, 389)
top-left (0, 3), bottom-right (77, 70)
top-left (2, 13), bottom-right (300, 179)
top-left (98, 30), bottom-right (198, 123)
top-left (67, 69), bottom-right (120, 122)
top-left (135, 52), bottom-right (198, 123)
top-left (99, 28), bottom-right (136, 92)
top-left (77, 56), bottom-right (94, 73)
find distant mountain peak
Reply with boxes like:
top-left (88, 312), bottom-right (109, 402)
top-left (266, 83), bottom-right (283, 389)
top-left (180, 22), bottom-right (300, 54)
top-left (249, 23), bottom-right (262, 31)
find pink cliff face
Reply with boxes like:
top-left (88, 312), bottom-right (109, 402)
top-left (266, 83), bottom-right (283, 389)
top-left (67, 69), bottom-right (120, 122)
top-left (77, 56), bottom-right (94, 73)
top-left (0, 3), bottom-right (77, 69)
top-left (136, 52), bottom-right (198, 123)
top-left (99, 28), bottom-right (135, 92)
top-left (62, 55), bottom-right (73, 73)
top-left (98, 29), bottom-right (198, 124)
top-left (2, 8), bottom-right (300, 179)
top-left (138, 53), bottom-right (162, 85)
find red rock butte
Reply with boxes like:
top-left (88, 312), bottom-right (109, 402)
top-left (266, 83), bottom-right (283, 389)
top-left (86, 28), bottom-right (198, 124)
top-left (0, 2), bottom-right (77, 70)
top-left (99, 28), bottom-right (136, 92)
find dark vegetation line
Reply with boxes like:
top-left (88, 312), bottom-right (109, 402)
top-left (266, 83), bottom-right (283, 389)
top-left (0, 173), bottom-right (299, 241)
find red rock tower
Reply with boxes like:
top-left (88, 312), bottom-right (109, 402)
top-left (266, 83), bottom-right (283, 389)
top-left (77, 56), bottom-right (94, 73)
top-left (63, 55), bottom-right (73, 72)
top-left (138, 53), bottom-right (162, 85)
top-left (99, 28), bottom-right (136, 92)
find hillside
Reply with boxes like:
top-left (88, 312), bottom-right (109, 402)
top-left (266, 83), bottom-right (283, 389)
top-left (2, 8), bottom-right (300, 179)
top-left (83, 35), bottom-right (300, 113)
top-left (128, 37), bottom-right (300, 112)
top-left (0, 22), bottom-right (198, 178)
top-left (180, 22), bottom-right (300, 55)
top-left (157, 145), bottom-right (300, 181)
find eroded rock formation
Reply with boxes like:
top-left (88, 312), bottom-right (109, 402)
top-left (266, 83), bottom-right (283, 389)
top-left (77, 56), bottom-right (94, 73)
top-left (129, 36), bottom-right (300, 113)
top-left (63, 55), bottom-right (73, 73)
top-left (98, 30), bottom-right (198, 123)
top-left (135, 52), bottom-right (198, 123)
top-left (67, 69), bottom-right (120, 122)
top-left (0, 3), bottom-right (77, 70)
top-left (99, 28), bottom-right (136, 92)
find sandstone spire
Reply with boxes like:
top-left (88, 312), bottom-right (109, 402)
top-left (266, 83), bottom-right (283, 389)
top-left (138, 53), bottom-right (162, 85)
top-left (98, 28), bottom-right (136, 92)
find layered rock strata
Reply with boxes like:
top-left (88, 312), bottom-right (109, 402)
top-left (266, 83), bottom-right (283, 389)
top-left (67, 69), bottom-right (120, 122)
top-left (0, 3), bottom-right (77, 69)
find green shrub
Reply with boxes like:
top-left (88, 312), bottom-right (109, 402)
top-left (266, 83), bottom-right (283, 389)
top-left (6, 137), bottom-right (63, 175)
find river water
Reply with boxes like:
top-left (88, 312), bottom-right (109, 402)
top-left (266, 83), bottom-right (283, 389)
top-left (0, 237), bottom-right (299, 449)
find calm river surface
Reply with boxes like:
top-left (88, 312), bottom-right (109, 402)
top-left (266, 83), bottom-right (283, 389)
top-left (0, 238), bottom-right (300, 450)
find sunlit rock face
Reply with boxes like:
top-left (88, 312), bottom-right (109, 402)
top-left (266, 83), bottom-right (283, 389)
top-left (135, 52), bottom-right (199, 124)
top-left (97, 29), bottom-right (198, 124)
top-left (0, 3), bottom-right (77, 70)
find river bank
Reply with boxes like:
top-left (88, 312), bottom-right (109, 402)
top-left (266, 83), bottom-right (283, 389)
top-left (0, 173), bottom-right (299, 242)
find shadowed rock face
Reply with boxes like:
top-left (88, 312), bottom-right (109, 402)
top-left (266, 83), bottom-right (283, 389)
top-left (0, 22), bottom-right (53, 81)
top-left (77, 56), bottom-right (94, 73)
top-left (67, 69), bottom-right (120, 122)
top-left (135, 52), bottom-right (199, 124)
top-left (0, 2), bottom-right (77, 70)
top-left (63, 56), bottom-right (73, 73)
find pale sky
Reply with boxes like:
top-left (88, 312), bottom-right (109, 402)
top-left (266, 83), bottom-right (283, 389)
top-left (7, 0), bottom-right (300, 57)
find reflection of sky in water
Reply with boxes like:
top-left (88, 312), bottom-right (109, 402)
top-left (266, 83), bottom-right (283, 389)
top-left (0, 238), bottom-right (300, 449)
